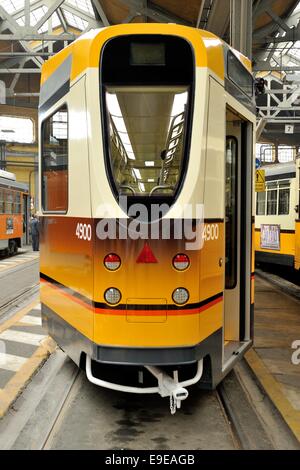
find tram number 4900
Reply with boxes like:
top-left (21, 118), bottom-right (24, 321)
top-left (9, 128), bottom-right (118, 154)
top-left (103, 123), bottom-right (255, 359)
top-left (75, 222), bottom-right (219, 242)
top-left (75, 222), bottom-right (92, 241)
top-left (202, 224), bottom-right (219, 241)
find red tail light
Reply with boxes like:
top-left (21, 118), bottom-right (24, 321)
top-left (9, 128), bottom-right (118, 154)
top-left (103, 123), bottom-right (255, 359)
top-left (104, 253), bottom-right (121, 271)
top-left (173, 254), bottom-right (190, 271)
top-left (136, 242), bottom-right (158, 264)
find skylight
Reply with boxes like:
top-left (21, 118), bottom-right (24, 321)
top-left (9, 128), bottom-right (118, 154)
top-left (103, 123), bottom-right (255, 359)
top-left (1, 0), bottom-right (93, 33)
top-left (288, 40), bottom-right (300, 59)
top-left (292, 1), bottom-right (300, 15)
top-left (16, 5), bottom-right (61, 33)
top-left (0, 0), bottom-right (25, 14)
top-left (66, 0), bottom-right (95, 17)
top-left (62, 8), bottom-right (88, 30)
top-left (271, 3), bottom-right (300, 66)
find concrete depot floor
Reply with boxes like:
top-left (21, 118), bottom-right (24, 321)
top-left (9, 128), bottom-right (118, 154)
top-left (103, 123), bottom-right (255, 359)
top-left (251, 276), bottom-right (300, 411)
top-left (0, 248), bottom-right (39, 312)
top-left (45, 376), bottom-right (237, 450)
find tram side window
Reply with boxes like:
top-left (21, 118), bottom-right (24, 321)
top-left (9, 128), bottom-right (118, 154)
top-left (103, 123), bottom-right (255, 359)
top-left (5, 190), bottom-right (13, 214)
top-left (278, 181), bottom-right (290, 215)
top-left (266, 185), bottom-right (277, 215)
top-left (227, 51), bottom-right (253, 98)
top-left (225, 137), bottom-right (237, 289)
top-left (0, 189), bottom-right (4, 214)
top-left (14, 192), bottom-right (21, 214)
top-left (256, 191), bottom-right (266, 215)
top-left (42, 105), bottom-right (68, 212)
top-left (262, 180), bottom-right (290, 216)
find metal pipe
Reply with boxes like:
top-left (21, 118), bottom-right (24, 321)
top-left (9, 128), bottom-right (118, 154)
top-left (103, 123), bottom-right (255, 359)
top-left (0, 69), bottom-right (41, 74)
top-left (0, 34), bottom-right (76, 41)
top-left (6, 93), bottom-right (40, 97)
top-left (0, 52), bottom-right (54, 57)
top-left (2, 160), bottom-right (37, 166)
top-left (149, 185), bottom-right (173, 196)
top-left (0, 141), bottom-right (6, 169)
top-left (29, 169), bottom-right (37, 212)
top-left (86, 355), bottom-right (159, 394)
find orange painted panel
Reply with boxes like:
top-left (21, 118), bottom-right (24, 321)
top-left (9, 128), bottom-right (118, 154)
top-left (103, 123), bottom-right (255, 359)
top-left (40, 216), bottom-right (225, 348)
top-left (0, 214), bottom-right (23, 241)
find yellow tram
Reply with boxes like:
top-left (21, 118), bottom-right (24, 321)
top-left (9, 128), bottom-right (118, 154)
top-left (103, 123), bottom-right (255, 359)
top-left (39, 24), bottom-right (255, 412)
top-left (255, 159), bottom-right (300, 270)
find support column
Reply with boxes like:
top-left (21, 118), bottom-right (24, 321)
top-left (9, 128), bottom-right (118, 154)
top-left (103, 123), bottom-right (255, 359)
top-left (0, 140), bottom-right (6, 169)
top-left (230, 0), bottom-right (252, 59)
top-left (274, 143), bottom-right (279, 163)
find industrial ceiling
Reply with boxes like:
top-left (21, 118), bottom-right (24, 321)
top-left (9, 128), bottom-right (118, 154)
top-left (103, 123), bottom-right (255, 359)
top-left (0, 0), bottom-right (300, 144)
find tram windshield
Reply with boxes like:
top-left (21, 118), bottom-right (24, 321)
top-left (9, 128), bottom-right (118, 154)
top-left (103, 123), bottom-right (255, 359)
top-left (105, 86), bottom-right (189, 197)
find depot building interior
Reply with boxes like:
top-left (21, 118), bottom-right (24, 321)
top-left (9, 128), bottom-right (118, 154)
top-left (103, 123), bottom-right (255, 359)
top-left (0, 0), bottom-right (300, 452)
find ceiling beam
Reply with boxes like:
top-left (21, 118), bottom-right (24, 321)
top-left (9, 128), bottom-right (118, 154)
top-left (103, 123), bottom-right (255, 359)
top-left (141, 3), bottom-right (191, 25)
top-left (6, 92), bottom-right (40, 97)
top-left (254, 63), bottom-right (300, 71)
top-left (56, 7), bottom-right (68, 33)
top-left (230, 0), bottom-right (252, 59)
top-left (60, 3), bottom-right (100, 27)
top-left (0, 68), bottom-right (41, 73)
top-left (265, 7), bottom-right (291, 34)
top-left (196, 0), bottom-right (205, 28)
top-left (253, 0), bottom-right (277, 22)
top-left (12, 0), bottom-right (45, 20)
top-left (122, 12), bottom-right (138, 23)
top-left (264, 88), bottom-right (300, 94)
top-left (0, 4), bottom-right (44, 67)
top-left (0, 33), bottom-right (76, 41)
top-left (118, 0), bottom-right (191, 25)
top-left (91, 0), bottom-right (109, 26)
top-left (8, 58), bottom-right (26, 93)
top-left (34, 0), bottom-right (65, 31)
top-left (253, 0), bottom-right (298, 40)
top-left (254, 27), bottom-right (300, 44)
top-left (24, 0), bottom-right (30, 28)
top-left (0, 4), bottom-right (21, 25)
top-left (0, 52), bottom-right (54, 56)
top-left (206, 0), bottom-right (230, 39)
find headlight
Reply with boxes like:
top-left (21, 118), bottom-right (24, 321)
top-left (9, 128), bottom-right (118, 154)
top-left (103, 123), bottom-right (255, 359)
top-left (172, 288), bottom-right (189, 305)
top-left (104, 288), bottom-right (121, 305)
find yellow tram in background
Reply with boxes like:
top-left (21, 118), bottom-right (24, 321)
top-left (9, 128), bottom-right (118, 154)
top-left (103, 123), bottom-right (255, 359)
top-left (255, 159), bottom-right (300, 270)
top-left (39, 24), bottom-right (255, 412)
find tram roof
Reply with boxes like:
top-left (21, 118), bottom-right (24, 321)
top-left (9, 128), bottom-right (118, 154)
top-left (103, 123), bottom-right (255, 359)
top-left (0, 170), bottom-right (29, 192)
top-left (40, 24), bottom-right (251, 90)
top-left (263, 161), bottom-right (296, 178)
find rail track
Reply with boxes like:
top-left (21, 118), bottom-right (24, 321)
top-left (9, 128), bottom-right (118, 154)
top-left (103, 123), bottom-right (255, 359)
top-left (0, 349), bottom-right (286, 451)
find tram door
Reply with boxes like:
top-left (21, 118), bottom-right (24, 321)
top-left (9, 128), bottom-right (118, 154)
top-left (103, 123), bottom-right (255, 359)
top-left (295, 157), bottom-right (300, 270)
top-left (224, 107), bottom-right (251, 348)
